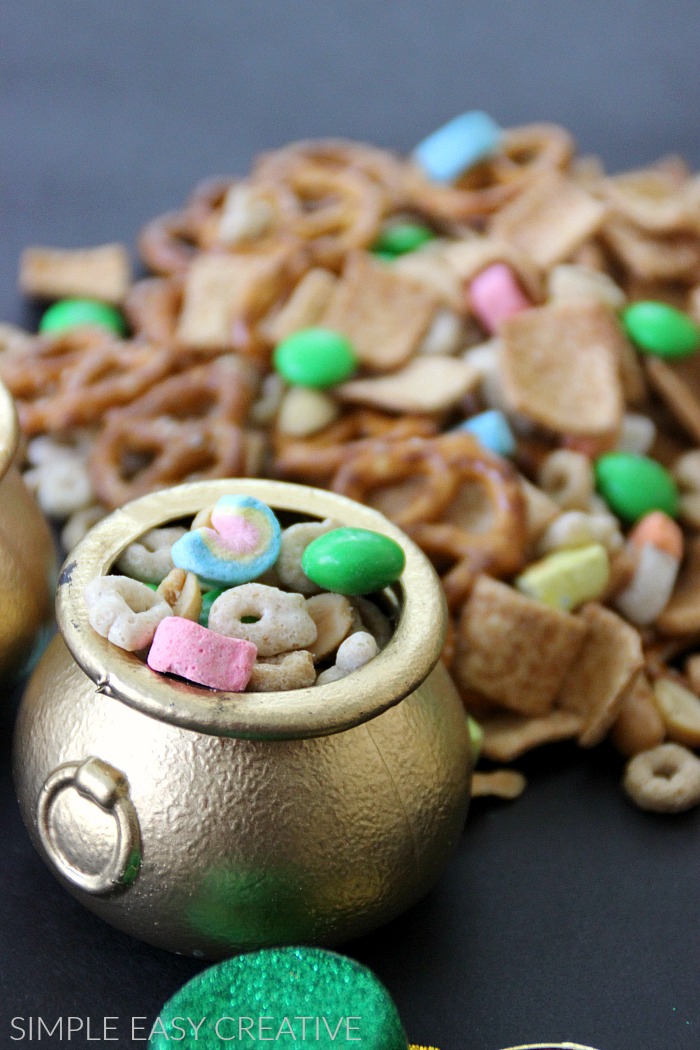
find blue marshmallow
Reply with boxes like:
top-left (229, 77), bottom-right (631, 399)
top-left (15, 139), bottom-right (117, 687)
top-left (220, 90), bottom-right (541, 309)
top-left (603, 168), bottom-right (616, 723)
top-left (456, 410), bottom-right (516, 459)
top-left (412, 111), bottom-right (503, 184)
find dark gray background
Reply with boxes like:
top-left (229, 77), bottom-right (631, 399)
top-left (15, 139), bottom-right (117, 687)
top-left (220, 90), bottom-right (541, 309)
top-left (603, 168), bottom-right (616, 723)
top-left (2, 3), bottom-right (700, 1048)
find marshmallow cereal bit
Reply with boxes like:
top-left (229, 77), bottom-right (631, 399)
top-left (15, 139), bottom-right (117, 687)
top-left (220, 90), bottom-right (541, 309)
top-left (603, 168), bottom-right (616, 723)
top-left (147, 616), bottom-right (257, 692)
top-left (116, 527), bottom-right (187, 584)
top-left (84, 575), bottom-right (172, 652)
top-left (208, 583), bottom-right (317, 657)
top-left (468, 262), bottom-right (531, 334)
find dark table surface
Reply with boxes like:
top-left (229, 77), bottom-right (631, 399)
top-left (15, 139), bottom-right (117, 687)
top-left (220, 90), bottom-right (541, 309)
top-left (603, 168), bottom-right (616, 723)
top-left (2, 4), bottom-right (700, 1048)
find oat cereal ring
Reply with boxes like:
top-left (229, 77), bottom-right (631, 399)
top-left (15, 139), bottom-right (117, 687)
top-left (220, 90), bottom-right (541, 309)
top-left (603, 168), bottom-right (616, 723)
top-left (83, 575), bottom-right (172, 652)
top-left (23, 452), bottom-right (94, 519)
top-left (208, 583), bottom-right (318, 657)
top-left (623, 742), bottom-right (700, 813)
top-left (331, 437), bottom-right (460, 528)
top-left (123, 276), bottom-right (183, 344)
top-left (116, 527), bottom-right (187, 583)
top-left (90, 416), bottom-right (245, 508)
top-left (277, 519), bottom-right (342, 594)
top-left (273, 410), bottom-right (438, 483)
top-left (538, 449), bottom-right (595, 511)
top-left (248, 650), bottom-right (316, 692)
top-left (156, 568), bottom-right (202, 621)
top-left (60, 504), bottom-right (108, 553)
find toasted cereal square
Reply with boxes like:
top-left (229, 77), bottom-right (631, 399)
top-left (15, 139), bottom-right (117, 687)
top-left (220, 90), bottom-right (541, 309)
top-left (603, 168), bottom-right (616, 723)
top-left (471, 768), bottom-right (527, 800)
top-left (177, 251), bottom-right (289, 350)
top-left (453, 575), bottom-right (587, 716)
top-left (479, 709), bottom-right (584, 763)
top-left (19, 243), bottom-right (131, 304)
top-left (602, 217), bottom-right (700, 281)
top-left (489, 170), bottom-right (607, 269)
top-left (337, 355), bottom-right (479, 414)
top-left (260, 268), bottom-right (337, 344)
top-left (557, 603), bottom-right (643, 747)
top-left (320, 250), bottom-right (438, 371)
top-left (644, 356), bottom-right (700, 446)
top-left (500, 299), bottom-right (624, 437)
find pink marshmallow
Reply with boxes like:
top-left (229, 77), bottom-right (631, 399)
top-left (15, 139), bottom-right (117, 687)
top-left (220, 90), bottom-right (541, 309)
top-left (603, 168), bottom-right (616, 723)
top-left (468, 262), bottom-right (531, 333)
top-left (147, 616), bottom-right (257, 691)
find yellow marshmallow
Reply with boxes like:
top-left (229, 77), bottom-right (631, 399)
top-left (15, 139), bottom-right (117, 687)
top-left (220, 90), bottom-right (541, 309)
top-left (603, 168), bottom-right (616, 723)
top-left (515, 542), bottom-right (609, 612)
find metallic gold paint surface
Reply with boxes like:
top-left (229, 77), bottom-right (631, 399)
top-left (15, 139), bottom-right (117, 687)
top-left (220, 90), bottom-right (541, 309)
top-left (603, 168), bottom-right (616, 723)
top-left (0, 380), bottom-right (55, 680)
top-left (13, 480), bottom-right (472, 958)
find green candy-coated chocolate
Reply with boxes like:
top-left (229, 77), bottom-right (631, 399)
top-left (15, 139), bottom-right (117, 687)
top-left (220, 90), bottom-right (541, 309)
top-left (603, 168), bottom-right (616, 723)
top-left (149, 947), bottom-right (408, 1049)
top-left (198, 587), bottom-right (225, 628)
top-left (595, 452), bottom-right (679, 523)
top-left (372, 222), bottom-right (435, 256)
top-left (39, 298), bottom-right (126, 335)
top-left (621, 301), bottom-right (700, 359)
top-left (273, 327), bottom-right (357, 388)
top-left (301, 527), bottom-right (405, 595)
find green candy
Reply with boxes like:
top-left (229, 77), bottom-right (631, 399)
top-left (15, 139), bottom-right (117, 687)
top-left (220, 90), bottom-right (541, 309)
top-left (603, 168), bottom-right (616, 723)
top-left (273, 327), bottom-right (357, 388)
top-left (621, 301), bottom-right (700, 359)
top-left (39, 298), bottom-right (126, 335)
top-left (595, 452), bottom-right (679, 523)
top-left (372, 222), bottom-right (434, 256)
top-left (302, 527), bottom-right (405, 595)
top-left (198, 587), bottom-right (225, 628)
top-left (149, 947), bottom-right (408, 1049)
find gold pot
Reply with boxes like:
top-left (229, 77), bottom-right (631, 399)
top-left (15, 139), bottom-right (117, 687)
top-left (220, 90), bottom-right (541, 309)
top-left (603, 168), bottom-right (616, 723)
top-left (13, 479), bottom-right (472, 958)
top-left (0, 379), bottom-right (55, 681)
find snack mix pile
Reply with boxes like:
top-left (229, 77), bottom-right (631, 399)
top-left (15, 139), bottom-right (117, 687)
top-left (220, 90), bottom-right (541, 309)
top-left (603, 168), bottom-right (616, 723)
top-left (6, 110), bottom-right (700, 813)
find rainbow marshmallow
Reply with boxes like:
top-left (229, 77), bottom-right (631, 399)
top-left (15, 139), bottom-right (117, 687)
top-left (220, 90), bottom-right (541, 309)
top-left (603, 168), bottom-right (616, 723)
top-left (171, 494), bottom-right (281, 586)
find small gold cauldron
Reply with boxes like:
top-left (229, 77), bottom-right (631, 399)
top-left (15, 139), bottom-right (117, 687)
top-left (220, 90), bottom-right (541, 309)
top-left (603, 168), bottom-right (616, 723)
top-left (0, 379), bottom-right (55, 681)
top-left (13, 479), bottom-right (471, 958)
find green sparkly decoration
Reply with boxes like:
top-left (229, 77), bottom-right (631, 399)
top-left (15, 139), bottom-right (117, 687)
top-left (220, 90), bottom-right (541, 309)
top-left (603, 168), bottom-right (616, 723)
top-left (149, 947), bottom-right (408, 1049)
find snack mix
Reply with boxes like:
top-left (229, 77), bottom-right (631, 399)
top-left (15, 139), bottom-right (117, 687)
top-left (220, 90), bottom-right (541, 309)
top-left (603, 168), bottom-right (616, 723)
top-left (83, 494), bottom-right (403, 694)
top-left (7, 110), bottom-right (700, 813)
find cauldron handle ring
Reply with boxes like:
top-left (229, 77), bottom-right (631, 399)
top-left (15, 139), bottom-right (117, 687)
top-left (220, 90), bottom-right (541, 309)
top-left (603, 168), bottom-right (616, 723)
top-left (36, 757), bottom-right (142, 896)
